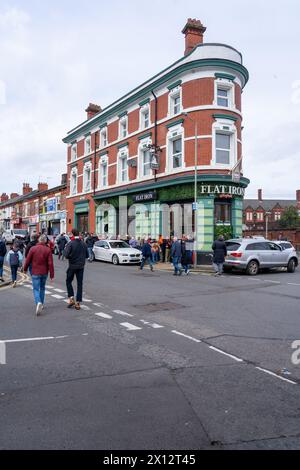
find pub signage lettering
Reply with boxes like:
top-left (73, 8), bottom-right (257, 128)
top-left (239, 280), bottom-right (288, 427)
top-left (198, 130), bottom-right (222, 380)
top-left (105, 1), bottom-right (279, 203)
top-left (200, 184), bottom-right (245, 197)
top-left (133, 191), bottom-right (157, 203)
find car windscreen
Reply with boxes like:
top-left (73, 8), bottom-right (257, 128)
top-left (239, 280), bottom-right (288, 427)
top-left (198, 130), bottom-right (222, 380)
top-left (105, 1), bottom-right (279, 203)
top-left (225, 242), bottom-right (241, 251)
top-left (13, 230), bottom-right (27, 236)
top-left (109, 242), bottom-right (130, 249)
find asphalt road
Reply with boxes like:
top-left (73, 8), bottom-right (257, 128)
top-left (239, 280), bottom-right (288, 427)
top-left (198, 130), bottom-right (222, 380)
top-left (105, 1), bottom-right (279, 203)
top-left (1, 257), bottom-right (300, 450)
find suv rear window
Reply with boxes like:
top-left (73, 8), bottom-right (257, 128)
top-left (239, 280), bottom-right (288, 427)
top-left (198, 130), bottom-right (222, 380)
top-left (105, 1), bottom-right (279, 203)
top-left (226, 242), bottom-right (241, 251)
top-left (280, 242), bottom-right (292, 250)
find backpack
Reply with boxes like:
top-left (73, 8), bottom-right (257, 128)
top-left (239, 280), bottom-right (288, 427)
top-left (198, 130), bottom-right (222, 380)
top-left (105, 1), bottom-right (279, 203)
top-left (10, 251), bottom-right (20, 266)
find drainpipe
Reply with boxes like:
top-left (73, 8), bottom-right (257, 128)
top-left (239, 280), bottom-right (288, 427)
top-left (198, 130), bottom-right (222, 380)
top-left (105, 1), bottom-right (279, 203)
top-left (151, 90), bottom-right (158, 183)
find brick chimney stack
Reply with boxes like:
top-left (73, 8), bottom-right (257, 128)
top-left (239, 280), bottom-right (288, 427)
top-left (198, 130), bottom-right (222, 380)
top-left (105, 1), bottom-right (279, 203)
top-left (258, 189), bottom-right (263, 202)
top-left (38, 182), bottom-right (48, 192)
top-left (1, 193), bottom-right (9, 202)
top-left (23, 183), bottom-right (33, 195)
top-left (85, 103), bottom-right (102, 120)
top-left (10, 193), bottom-right (19, 199)
top-left (182, 18), bottom-right (206, 56)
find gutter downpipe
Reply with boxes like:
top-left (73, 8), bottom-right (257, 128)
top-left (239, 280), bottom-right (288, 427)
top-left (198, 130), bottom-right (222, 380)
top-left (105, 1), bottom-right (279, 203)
top-left (151, 90), bottom-right (158, 183)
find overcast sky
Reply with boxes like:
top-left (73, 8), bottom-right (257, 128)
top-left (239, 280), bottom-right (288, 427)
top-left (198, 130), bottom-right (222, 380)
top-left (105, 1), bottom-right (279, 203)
top-left (0, 0), bottom-right (299, 199)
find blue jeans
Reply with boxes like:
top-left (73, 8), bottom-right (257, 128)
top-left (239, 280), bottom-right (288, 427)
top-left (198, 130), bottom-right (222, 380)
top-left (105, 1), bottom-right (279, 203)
top-left (11, 265), bottom-right (18, 282)
top-left (32, 275), bottom-right (48, 305)
top-left (213, 262), bottom-right (224, 274)
top-left (172, 256), bottom-right (182, 274)
top-left (152, 252), bottom-right (159, 264)
top-left (140, 256), bottom-right (153, 269)
top-left (0, 256), bottom-right (4, 277)
top-left (87, 247), bottom-right (93, 260)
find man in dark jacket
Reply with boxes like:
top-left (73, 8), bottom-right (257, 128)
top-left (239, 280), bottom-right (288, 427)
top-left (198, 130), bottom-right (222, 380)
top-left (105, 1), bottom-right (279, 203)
top-left (24, 234), bottom-right (54, 315)
top-left (64, 228), bottom-right (89, 310)
top-left (170, 236), bottom-right (184, 276)
top-left (57, 233), bottom-right (68, 260)
top-left (25, 233), bottom-right (38, 276)
top-left (85, 233), bottom-right (95, 262)
top-left (140, 239), bottom-right (154, 272)
top-left (0, 236), bottom-right (7, 282)
top-left (212, 235), bottom-right (227, 276)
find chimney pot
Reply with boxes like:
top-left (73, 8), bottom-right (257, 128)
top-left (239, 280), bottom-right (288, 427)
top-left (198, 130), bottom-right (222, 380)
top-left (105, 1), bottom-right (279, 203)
top-left (1, 193), bottom-right (9, 202)
top-left (10, 193), bottom-right (19, 199)
top-left (258, 189), bottom-right (263, 202)
top-left (38, 182), bottom-right (48, 192)
top-left (85, 103), bottom-right (102, 120)
top-left (23, 183), bottom-right (33, 195)
top-left (182, 18), bottom-right (206, 56)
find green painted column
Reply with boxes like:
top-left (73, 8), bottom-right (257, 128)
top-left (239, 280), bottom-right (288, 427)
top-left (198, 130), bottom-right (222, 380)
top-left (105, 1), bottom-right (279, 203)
top-left (232, 198), bottom-right (243, 238)
top-left (196, 196), bottom-right (215, 251)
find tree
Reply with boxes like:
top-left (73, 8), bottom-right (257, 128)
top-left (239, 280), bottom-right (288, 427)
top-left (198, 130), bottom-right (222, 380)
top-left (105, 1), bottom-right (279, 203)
top-left (279, 206), bottom-right (300, 229)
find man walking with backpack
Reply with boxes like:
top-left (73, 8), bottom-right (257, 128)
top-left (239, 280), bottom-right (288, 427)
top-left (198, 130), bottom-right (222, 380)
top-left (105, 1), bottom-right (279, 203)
top-left (64, 228), bottom-right (89, 310)
top-left (6, 243), bottom-right (23, 287)
top-left (24, 234), bottom-right (54, 315)
top-left (140, 239), bottom-right (154, 272)
top-left (0, 236), bottom-right (7, 282)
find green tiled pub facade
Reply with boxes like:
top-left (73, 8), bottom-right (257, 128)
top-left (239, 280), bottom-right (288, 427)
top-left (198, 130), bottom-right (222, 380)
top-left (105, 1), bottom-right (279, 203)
top-left (93, 175), bottom-right (249, 265)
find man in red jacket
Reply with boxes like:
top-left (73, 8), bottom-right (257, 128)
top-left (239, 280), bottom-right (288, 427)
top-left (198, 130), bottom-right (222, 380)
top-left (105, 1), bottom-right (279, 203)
top-left (24, 234), bottom-right (55, 316)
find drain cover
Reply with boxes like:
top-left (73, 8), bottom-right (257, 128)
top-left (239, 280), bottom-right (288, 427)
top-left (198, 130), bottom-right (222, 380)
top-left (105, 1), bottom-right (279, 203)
top-left (133, 302), bottom-right (185, 312)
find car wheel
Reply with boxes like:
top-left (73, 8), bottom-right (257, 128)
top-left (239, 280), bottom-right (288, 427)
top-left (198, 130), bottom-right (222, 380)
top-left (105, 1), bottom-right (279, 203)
top-left (246, 260), bottom-right (259, 276)
top-left (287, 259), bottom-right (296, 273)
top-left (112, 254), bottom-right (119, 265)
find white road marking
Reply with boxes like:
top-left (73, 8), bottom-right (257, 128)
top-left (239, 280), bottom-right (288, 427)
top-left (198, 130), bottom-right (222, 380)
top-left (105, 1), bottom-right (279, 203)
top-left (120, 322), bottom-right (142, 331)
top-left (209, 346), bottom-right (243, 363)
top-left (255, 367), bottom-right (297, 385)
top-left (24, 284), bottom-right (32, 288)
top-left (82, 298), bottom-right (92, 303)
top-left (80, 305), bottom-right (91, 311)
top-left (44, 290), bottom-right (52, 295)
top-left (140, 320), bottom-right (164, 329)
top-left (53, 288), bottom-right (66, 293)
top-left (95, 312), bottom-right (112, 319)
top-left (287, 283), bottom-right (300, 286)
top-left (2, 335), bottom-right (67, 343)
top-left (45, 285), bottom-right (54, 289)
top-left (93, 302), bottom-right (104, 307)
top-left (51, 294), bottom-right (64, 299)
top-left (248, 278), bottom-right (262, 281)
top-left (171, 330), bottom-right (201, 343)
top-left (264, 280), bottom-right (281, 284)
top-left (113, 310), bottom-right (134, 318)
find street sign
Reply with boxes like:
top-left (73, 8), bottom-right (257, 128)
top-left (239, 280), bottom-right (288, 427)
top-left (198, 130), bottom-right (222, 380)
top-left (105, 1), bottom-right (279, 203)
top-left (192, 202), bottom-right (198, 211)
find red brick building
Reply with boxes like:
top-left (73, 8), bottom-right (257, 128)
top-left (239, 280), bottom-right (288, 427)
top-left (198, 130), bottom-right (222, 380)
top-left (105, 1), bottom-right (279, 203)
top-left (0, 175), bottom-right (67, 236)
top-left (63, 19), bottom-right (250, 261)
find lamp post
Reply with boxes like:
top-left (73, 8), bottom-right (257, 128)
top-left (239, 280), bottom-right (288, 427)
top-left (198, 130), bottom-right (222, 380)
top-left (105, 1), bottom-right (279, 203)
top-left (184, 113), bottom-right (198, 268)
top-left (265, 211), bottom-right (271, 239)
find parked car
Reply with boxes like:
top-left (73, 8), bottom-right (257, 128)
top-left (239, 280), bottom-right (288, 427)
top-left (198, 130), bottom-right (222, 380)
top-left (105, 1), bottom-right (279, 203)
top-left (92, 240), bottom-right (142, 265)
top-left (224, 238), bottom-right (299, 275)
top-left (2, 229), bottom-right (28, 244)
top-left (272, 240), bottom-right (297, 253)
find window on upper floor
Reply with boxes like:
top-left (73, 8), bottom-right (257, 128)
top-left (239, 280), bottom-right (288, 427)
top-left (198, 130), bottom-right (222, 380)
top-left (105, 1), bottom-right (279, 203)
top-left (100, 127), bottom-right (108, 148)
top-left (85, 136), bottom-right (91, 155)
top-left (246, 212), bottom-right (253, 222)
top-left (71, 168), bottom-right (78, 195)
top-left (99, 157), bottom-right (108, 188)
top-left (118, 150), bottom-right (128, 183)
top-left (71, 144), bottom-right (77, 161)
top-left (274, 212), bottom-right (281, 221)
top-left (169, 86), bottom-right (182, 117)
top-left (215, 80), bottom-right (234, 108)
top-left (170, 136), bottom-right (183, 170)
top-left (140, 105), bottom-right (150, 130)
top-left (215, 132), bottom-right (231, 165)
top-left (142, 148), bottom-right (151, 177)
top-left (256, 212), bottom-right (264, 221)
top-left (83, 162), bottom-right (92, 193)
top-left (119, 116), bottom-right (128, 139)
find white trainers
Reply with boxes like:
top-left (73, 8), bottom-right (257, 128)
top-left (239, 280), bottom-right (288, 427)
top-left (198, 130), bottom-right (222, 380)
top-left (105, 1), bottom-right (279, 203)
top-left (36, 302), bottom-right (43, 316)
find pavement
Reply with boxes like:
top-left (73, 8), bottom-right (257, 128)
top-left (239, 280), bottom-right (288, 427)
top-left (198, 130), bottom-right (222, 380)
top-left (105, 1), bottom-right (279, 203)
top-left (1, 256), bottom-right (300, 450)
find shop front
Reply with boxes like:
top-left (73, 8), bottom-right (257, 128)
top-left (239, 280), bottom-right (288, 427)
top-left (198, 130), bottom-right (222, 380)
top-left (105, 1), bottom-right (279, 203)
top-left (93, 175), bottom-right (249, 264)
top-left (74, 201), bottom-right (90, 234)
top-left (40, 211), bottom-right (66, 236)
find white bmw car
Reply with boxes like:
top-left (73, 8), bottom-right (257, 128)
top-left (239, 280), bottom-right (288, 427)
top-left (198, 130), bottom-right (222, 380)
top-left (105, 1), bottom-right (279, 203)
top-left (92, 240), bottom-right (142, 265)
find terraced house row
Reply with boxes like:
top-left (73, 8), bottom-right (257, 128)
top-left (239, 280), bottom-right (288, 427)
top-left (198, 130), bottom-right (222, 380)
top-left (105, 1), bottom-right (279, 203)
top-left (63, 18), bottom-right (250, 263)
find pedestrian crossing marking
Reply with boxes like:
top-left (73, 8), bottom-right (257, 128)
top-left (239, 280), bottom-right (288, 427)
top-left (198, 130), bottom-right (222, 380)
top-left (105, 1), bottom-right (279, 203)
top-left (140, 320), bottom-right (164, 329)
top-left (51, 294), bottom-right (64, 299)
top-left (53, 288), bottom-right (66, 293)
top-left (80, 305), bottom-right (91, 311)
top-left (95, 312), bottom-right (112, 319)
top-left (120, 322), bottom-right (142, 331)
top-left (113, 310), bottom-right (134, 318)
top-left (82, 298), bottom-right (92, 303)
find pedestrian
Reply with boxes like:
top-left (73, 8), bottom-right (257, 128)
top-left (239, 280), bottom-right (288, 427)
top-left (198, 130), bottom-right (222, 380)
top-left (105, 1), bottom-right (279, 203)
top-left (180, 238), bottom-right (190, 275)
top-left (85, 232), bottom-right (96, 261)
top-left (212, 235), bottom-right (227, 276)
top-left (140, 239), bottom-right (154, 272)
top-left (24, 234), bottom-right (55, 315)
top-left (25, 233), bottom-right (39, 275)
top-left (129, 236), bottom-right (138, 249)
top-left (64, 228), bottom-right (89, 310)
top-left (170, 236), bottom-right (184, 276)
top-left (56, 233), bottom-right (68, 260)
top-left (151, 240), bottom-right (160, 264)
top-left (0, 236), bottom-right (7, 282)
top-left (165, 237), bottom-right (171, 262)
top-left (6, 243), bottom-right (23, 287)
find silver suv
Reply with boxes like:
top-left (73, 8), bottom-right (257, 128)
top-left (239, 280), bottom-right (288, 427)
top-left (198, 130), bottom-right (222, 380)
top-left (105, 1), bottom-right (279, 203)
top-left (224, 238), bottom-right (299, 275)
